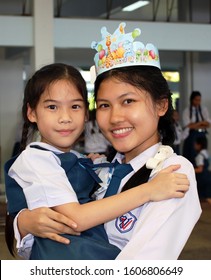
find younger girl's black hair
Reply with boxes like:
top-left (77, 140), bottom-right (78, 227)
top-left (94, 66), bottom-right (175, 146)
top-left (20, 63), bottom-right (88, 152)
top-left (5, 63), bottom-right (88, 256)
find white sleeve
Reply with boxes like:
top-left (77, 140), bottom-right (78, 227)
top-left (195, 153), bottom-right (204, 166)
top-left (116, 156), bottom-right (202, 260)
top-left (8, 148), bottom-right (78, 210)
top-left (202, 106), bottom-right (211, 123)
top-left (13, 210), bottom-right (34, 259)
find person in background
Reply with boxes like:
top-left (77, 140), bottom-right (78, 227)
top-left (194, 136), bottom-right (211, 204)
top-left (172, 109), bottom-right (189, 154)
top-left (182, 91), bottom-right (211, 164)
top-left (84, 108), bottom-right (111, 155)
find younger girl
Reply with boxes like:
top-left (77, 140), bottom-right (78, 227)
top-left (5, 63), bottom-right (188, 260)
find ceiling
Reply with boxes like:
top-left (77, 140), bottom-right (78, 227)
top-left (0, 0), bottom-right (210, 23)
top-left (0, 0), bottom-right (178, 22)
top-left (1, 0), bottom-right (211, 70)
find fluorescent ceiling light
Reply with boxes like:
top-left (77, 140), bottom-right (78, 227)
top-left (122, 1), bottom-right (149, 12)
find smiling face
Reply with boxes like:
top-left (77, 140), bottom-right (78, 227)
top-left (27, 79), bottom-right (87, 152)
top-left (96, 78), bottom-right (168, 162)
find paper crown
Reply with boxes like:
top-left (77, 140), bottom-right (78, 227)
top-left (91, 22), bottom-right (161, 77)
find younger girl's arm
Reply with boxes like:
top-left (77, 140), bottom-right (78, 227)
top-left (15, 165), bottom-right (189, 245)
top-left (53, 164), bottom-right (189, 232)
top-left (10, 149), bottom-right (189, 235)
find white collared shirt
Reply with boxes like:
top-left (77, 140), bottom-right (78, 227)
top-left (99, 144), bottom-right (201, 259)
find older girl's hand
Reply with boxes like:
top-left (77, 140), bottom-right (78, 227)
top-left (18, 207), bottom-right (80, 244)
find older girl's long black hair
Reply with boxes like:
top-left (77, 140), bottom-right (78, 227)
top-left (5, 63), bottom-right (88, 256)
top-left (94, 66), bottom-right (175, 192)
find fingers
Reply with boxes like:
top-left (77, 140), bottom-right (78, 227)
top-left (45, 230), bottom-right (80, 244)
top-left (44, 233), bottom-right (71, 244)
top-left (47, 209), bottom-right (78, 230)
top-left (172, 192), bottom-right (186, 198)
top-left (174, 174), bottom-right (190, 187)
top-left (87, 153), bottom-right (105, 160)
top-left (160, 164), bottom-right (181, 173)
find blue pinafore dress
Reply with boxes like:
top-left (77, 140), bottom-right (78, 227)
top-left (4, 146), bottom-right (120, 260)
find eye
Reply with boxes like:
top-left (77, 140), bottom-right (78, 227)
top-left (97, 103), bottom-right (109, 109)
top-left (47, 104), bottom-right (57, 110)
top-left (72, 103), bottom-right (83, 110)
top-left (123, 98), bottom-right (134, 105)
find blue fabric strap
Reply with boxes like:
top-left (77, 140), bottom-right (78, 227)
top-left (104, 161), bottom-right (133, 197)
top-left (78, 157), bottom-right (114, 183)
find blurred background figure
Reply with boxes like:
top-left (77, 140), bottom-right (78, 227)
top-left (172, 109), bottom-right (189, 155)
top-left (84, 109), bottom-right (111, 155)
top-left (194, 136), bottom-right (211, 204)
top-left (182, 91), bottom-right (211, 164)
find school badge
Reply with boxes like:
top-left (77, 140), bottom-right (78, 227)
top-left (115, 211), bottom-right (137, 233)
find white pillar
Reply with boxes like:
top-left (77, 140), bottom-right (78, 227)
top-left (32, 0), bottom-right (54, 71)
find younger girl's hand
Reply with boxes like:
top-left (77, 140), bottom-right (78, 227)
top-left (87, 153), bottom-right (105, 161)
top-left (18, 207), bottom-right (80, 244)
top-left (148, 164), bottom-right (190, 201)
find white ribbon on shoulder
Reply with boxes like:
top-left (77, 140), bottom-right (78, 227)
top-left (146, 145), bottom-right (174, 177)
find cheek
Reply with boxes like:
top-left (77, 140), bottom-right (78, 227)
top-left (96, 111), bottom-right (103, 128)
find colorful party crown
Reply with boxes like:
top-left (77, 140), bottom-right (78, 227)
top-left (91, 22), bottom-right (160, 77)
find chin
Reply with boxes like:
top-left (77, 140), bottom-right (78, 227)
top-left (113, 145), bottom-right (130, 154)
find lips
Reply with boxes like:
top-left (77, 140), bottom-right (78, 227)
top-left (57, 129), bottom-right (72, 136)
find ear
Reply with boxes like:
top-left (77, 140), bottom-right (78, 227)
top-left (157, 98), bottom-right (168, 116)
top-left (27, 103), bottom-right (37, 123)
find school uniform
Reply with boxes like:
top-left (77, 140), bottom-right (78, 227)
top-left (97, 143), bottom-right (202, 259)
top-left (182, 105), bottom-right (211, 164)
top-left (172, 122), bottom-right (189, 155)
top-left (6, 142), bottom-right (120, 260)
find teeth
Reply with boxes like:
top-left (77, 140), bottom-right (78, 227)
top-left (113, 128), bottom-right (132, 134)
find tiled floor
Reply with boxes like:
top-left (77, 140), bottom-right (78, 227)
top-left (0, 199), bottom-right (210, 260)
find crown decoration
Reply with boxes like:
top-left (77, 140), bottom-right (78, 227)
top-left (91, 22), bottom-right (160, 77)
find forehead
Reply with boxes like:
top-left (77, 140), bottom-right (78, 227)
top-left (41, 79), bottom-right (82, 99)
top-left (97, 78), bottom-right (144, 96)
top-left (193, 96), bottom-right (201, 102)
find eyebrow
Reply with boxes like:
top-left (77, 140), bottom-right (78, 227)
top-left (96, 92), bottom-right (135, 101)
top-left (43, 98), bottom-right (84, 103)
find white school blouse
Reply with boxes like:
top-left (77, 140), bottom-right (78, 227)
top-left (101, 144), bottom-right (202, 259)
top-left (9, 143), bottom-right (80, 210)
top-left (10, 142), bottom-right (109, 258)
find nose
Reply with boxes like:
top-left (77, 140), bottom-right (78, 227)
top-left (58, 109), bottom-right (72, 124)
top-left (109, 106), bottom-right (125, 124)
